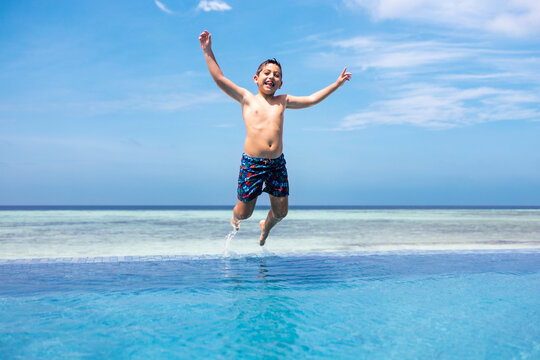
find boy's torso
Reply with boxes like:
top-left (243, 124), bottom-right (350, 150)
top-left (241, 93), bottom-right (287, 159)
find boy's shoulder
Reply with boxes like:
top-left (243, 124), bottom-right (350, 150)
top-left (271, 94), bottom-right (288, 106)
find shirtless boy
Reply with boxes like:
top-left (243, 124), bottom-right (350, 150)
top-left (199, 30), bottom-right (351, 246)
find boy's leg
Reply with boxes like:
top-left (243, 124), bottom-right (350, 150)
top-left (231, 198), bottom-right (257, 231)
top-left (259, 195), bottom-right (288, 246)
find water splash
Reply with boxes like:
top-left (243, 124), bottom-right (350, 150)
top-left (259, 246), bottom-right (275, 257)
top-left (223, 229), bottom-right (238, 257)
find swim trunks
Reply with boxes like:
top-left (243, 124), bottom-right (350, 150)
top-left (237, 153), bottom-right (289, 202)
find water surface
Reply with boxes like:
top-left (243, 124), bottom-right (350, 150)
top-left (1, 208), bottom-right (539, 259)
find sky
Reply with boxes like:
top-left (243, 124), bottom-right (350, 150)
top-left (1, 0), bottom-right (539, 206)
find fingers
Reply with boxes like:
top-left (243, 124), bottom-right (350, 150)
top-left (199, 30), bottom-right (212, 50)
top-left (340, 67), bottom-right (352, 82)
top-left (198, 30), bottom-right (210, 41)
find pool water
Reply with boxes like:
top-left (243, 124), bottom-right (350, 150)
top-left (1, 251), bottom-right (539, 359)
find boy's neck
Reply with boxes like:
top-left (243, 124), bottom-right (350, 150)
top-left (257, 91), bottom-right (277, 102)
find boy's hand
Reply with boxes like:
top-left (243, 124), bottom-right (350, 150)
top-left (337, 67), bottom-right (352, 87)
top-left (199, 30), bottom-right (212, 51)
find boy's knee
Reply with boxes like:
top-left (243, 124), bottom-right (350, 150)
top-left (273, 208), bottom-right (288, 220)
top-left (234, 204), bottom-right (254, 220)
top-left (237, 212), bottom-right (252, 220)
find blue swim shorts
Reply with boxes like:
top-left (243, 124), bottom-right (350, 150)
top-left (237, 153), bottom-right (289, 202)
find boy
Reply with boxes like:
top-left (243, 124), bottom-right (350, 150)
top-left (199, 30), bottom-right (351, 246)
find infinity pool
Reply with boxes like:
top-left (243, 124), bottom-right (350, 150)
top-left (1, 251), bottom-right (539, 359)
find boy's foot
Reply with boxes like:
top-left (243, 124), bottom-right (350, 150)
top-left (230, 217), bottom-right (241, 231)
top-left (259, 220), bottom-right (269, 246)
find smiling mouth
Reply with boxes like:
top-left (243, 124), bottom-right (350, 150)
top-left (265, 80), bottom-right (275, 87)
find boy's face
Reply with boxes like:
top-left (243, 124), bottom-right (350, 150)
top-left (254, 64), bottom-right (283, 94)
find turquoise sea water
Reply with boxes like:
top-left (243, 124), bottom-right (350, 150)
top-left (1, 207), bottom-right (539, 259)
top-left (1, 207), bottom-right (540, 358)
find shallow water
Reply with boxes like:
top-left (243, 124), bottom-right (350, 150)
top-left (1, 208), bottom-right (539, 259)
top-left (1, 252), bottom-right (539, 359)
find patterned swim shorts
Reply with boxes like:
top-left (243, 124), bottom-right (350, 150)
top-left (237, 153), bottom-right (289, 202)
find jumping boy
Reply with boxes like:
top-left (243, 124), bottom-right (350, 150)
top-left (199, 30), bottom-right (351, 246)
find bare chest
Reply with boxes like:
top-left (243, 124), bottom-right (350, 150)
top-left (243, 97), bottom-right (285, 129)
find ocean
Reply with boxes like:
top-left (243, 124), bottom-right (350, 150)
top-left (1, 206), bottom-right (539, 259)
top-left (1, 207), bottom-right (539, 358)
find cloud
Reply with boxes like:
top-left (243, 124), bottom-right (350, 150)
top-left (197, 0), bottom-right (232, 12)
top-left (302, 32), bottom-right (540, 130)
top-left (154, 0), bottom-right (173, 14)
top-left (339, 84), bottom-right (540, 130)
top-left (0, 91), bottom-right (229, 118)
top-left (93, 90), bottom-right (228, 113)
top-left (332, 36), bottom-right (473, 71)
top-left (307, 31), bottom-right (540, 84)
top-left (131, 91), bottom-right (227, 111)
top-left (345, 0), bottom-right (540, 37)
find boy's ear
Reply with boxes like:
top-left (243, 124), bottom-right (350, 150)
top-left (278, 80), bottom-right (283, 89)
top-left (253, 75), bottom-right (259, 84)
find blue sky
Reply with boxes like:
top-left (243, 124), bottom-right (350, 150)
top-left (1, 0), bottom-right (539, 205)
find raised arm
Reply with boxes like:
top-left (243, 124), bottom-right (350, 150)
top-left (286, 68), bottom-right (352, 109)
top-left (199, 30), bottom-right (248, 103)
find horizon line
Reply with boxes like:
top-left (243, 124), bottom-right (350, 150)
top-left (1, 205), bottom-right (539, 210)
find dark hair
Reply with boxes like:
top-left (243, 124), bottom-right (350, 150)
top-left (255, 58), bottom-right (282, 76)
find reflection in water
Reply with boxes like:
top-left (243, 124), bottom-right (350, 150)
top-left (222, 258), bottom-right (301, 358)
top-left (257, 260), bottom-right (268, 280)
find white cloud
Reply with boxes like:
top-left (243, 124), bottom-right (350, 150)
top-left (333, 36), bottom-right (472, 70)
top-left (0, 72), bottom-right (228, 116)
top-left (154, 0), bottom-right (173, 14)
top-left (339, 84), bottom-right (540, 130)
top-left (0, 91), bottom-right (228, 117)
top-left (345, 0), bottom-right (540, 37)
top-left (307, 33), bottom-right (540, 85)
top-left (302, 32), bottom-right (540, 130)
top-left (197, 0), bottom-right (232, 12)
top-left (132, 91), bottom-right (227, 111)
